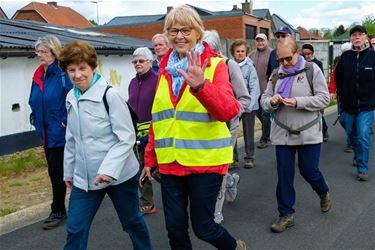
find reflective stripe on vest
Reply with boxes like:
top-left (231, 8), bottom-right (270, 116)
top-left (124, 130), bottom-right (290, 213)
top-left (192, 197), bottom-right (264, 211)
top-left (136, 121), bottom-right (151, 138)
top-left (151, 56), bottom-right (233, 166)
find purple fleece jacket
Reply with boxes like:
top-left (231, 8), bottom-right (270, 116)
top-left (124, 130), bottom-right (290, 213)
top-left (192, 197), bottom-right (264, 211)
top-left (127, 69), bottom-right (158, 123)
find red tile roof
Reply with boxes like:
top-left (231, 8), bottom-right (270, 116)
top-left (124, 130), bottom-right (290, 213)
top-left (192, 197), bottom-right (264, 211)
top-left (297, 26), bottom-right (323, 40)
top-left (13, 1), bottom-right (92, 28)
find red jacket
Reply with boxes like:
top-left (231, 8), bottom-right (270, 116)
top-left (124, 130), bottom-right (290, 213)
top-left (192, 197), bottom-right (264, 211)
top-left (144, 43), bottom-right (240, 176)
top-left (329, 65), bottom-right (337, 95)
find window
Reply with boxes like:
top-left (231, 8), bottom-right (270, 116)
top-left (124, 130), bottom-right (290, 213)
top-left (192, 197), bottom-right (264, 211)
top-left (245, 25), bottom-right (256, 40)
top-left (259, 28), bottom-right (269, 37)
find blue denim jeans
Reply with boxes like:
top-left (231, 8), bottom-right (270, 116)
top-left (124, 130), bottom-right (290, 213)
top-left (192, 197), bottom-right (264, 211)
top-left (64, 174), bottom-right (152, 250)
top-left (340, 111), bottom-right (374, 174)
top-left (160, 173), bottom-right (237, 250)
top-left (275, 144), bottom-right (329, 217)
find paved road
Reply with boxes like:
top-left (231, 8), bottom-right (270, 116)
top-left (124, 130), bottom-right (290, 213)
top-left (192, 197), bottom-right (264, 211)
top-left (1, 112), bottom-right (374, 250)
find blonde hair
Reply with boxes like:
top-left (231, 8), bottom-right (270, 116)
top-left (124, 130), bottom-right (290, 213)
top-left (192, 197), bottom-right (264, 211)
top-left (276, 36), bottom-right (299, 54)
top-left (35, 35), bottom-right (62, 58)
top-left (164, 5), bottom-right (205, 41)
top-left (152, 33), bottom-right (170, 46)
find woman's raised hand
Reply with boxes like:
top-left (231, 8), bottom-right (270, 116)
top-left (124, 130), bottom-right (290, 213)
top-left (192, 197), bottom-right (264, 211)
top-left (177, 50), bottom-right (208, 91)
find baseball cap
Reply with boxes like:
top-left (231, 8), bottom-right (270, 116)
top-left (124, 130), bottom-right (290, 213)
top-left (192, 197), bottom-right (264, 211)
top-left (274, 26), bottom-right (292, 35)
top-left (349, 25), bottom-right (367, 36)
top-left (255, 33), bottom-right (267, 40)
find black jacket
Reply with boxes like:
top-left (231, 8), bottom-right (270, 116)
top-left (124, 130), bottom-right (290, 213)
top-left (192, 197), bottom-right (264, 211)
top-left (335, 47), bottom-right (375, 113)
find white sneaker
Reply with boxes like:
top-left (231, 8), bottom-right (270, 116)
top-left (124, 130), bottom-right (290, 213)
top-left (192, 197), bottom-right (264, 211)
top-left (226, 173), bottom-right (240, 202)
top-left (214, 211), bottom-right (224, 224)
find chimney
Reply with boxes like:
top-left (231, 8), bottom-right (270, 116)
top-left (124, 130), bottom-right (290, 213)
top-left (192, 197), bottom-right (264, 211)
top-left (241, 0), bottom-right (253, 15)
top-left (167, 6), bottom-right (173, 14)
top-left (47, 2), bottom-right (58, 8)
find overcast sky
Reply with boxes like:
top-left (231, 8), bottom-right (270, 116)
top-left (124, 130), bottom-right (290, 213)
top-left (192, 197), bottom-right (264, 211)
top-left (1, 0), bottom-right (374, 29)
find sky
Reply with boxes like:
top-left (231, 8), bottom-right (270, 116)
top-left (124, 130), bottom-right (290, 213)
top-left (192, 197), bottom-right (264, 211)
top-left (1, 0), bottom-right (374, 29)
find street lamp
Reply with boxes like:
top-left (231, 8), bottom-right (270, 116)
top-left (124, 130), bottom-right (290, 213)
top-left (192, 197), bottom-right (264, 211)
top-left (91, 1), bottom-right (99, 25)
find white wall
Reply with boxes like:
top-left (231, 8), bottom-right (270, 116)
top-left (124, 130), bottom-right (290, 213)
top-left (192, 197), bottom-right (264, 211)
top-left (0, 54), bottom-right (137, 136)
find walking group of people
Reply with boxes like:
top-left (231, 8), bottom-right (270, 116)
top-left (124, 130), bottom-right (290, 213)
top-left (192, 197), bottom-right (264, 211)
top-left (28, 4), bottom-right (374, 249)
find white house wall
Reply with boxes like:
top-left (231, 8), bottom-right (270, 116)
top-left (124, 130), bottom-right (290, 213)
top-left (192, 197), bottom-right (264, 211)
top-left (0, 54), bottom-right (137, 137)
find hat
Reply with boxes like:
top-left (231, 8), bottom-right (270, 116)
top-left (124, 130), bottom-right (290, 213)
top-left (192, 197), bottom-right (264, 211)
top-left (349, 25), bottom-right (367, 36)
top-left (302, 44), bottom-right (314, 53)
top-left (255, 33), bottom-right (267, 40)
top-left (340, 42), bottom-right (352, 52)
top-left (274, 26), bottom-right (292, 35)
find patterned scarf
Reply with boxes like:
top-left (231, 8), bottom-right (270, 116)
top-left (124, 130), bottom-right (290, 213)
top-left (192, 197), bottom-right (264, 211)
top-left (165, 43), bottom-right (205, 98)
top-left (277, 55), bottom-right (304, 98)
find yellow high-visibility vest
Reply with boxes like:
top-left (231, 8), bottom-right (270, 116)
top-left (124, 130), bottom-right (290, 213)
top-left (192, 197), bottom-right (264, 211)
top-left (151, 56), bottom-right (233, 166)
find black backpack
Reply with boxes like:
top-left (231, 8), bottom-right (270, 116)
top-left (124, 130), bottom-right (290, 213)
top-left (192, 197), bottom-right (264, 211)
top-left (102, 85), bottom-right (138, 134)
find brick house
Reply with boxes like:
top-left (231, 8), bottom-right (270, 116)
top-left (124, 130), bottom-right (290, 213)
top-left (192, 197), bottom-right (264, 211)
top-left (12, 1), bottom-right (92, 28)
top-left (93, 1), bottom-right (273, 40)
top-left (298, 26), bottom-right (323, 40)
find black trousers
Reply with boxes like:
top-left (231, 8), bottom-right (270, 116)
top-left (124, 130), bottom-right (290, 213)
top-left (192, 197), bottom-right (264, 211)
top-left (44, 146), bottom-right (67, 214)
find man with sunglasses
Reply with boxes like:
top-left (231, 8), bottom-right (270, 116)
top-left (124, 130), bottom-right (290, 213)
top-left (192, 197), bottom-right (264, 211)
top-left (266, 26), bottom-right (292, 79)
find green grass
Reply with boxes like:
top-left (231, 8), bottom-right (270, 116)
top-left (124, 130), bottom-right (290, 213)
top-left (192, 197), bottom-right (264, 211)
top-left (0, 208), bottom-right (18, 217)
top-left (0, 148), bottom-right (47, 176)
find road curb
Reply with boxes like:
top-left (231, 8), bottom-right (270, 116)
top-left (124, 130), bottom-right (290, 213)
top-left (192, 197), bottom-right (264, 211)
top-left (0, 105), bottom-right (337, 235)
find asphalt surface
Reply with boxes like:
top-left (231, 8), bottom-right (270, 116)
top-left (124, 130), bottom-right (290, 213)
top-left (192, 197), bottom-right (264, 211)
top-left (0, 110), bottom-right (374, 250)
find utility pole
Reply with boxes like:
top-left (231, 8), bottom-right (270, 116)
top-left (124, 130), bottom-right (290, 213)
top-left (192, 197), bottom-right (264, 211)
top-left (91, 1), bottom-right (99, 25)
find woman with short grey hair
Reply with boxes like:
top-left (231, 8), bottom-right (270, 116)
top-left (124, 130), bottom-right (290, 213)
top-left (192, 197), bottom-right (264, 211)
top-left (29, 35), bottom-right (73, 230)
top-left (128, 46), bottom-right (159, 215)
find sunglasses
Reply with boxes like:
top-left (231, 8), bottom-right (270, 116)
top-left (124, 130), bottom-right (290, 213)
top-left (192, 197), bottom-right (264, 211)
top-left (277, 56), bottom-right (293, 63)
top-left (131, 59), bottom-right (148, 64)
top-left (275, 34), bottom-right (287, 39)
top-left (167, 27), bottom-right (193, 37)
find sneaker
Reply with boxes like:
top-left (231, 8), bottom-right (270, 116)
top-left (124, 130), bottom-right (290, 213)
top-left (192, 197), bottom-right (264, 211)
top-left (226, 173), bottom-right (240, 202)
top-left (344, 145), bottom-right (353, 153)
top-left (244, 158), bottom-right (255, 169)
top-left (323, 132), bottom-right (329, 142)
top-left (257, 141), bottom-right (268, 149)
top-left (42, 212), bottom-right (67, 230)
top-left (270, 214), bottom-right (294, 233)
top-left (357, 172), bottom-right (369, 181)
top-left (320, 192), bottom-right (332, 213)
top-left (140, 205), bottom-right (157, 215)
top-left (214, 212), bottom-right (224, 224)
top-left (236, 239), bottom-right (246, 250)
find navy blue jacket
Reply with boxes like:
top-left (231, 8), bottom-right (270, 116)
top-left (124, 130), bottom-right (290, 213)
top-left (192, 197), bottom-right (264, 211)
top-left (335, 47), bottom-right (375, 113)
top-left (28, 61), bottom-right (73, 147)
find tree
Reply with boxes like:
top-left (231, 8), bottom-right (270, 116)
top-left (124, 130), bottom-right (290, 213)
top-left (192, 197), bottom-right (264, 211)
top-left (362, 15), bottom-right (375, 37)
top-left (89, 19), bottom-right (98, 26)
top-left (333, 25), bottom-right (346, 37)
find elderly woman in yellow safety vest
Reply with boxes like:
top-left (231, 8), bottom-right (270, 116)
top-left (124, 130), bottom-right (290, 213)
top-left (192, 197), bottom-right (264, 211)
top-left (140, 5), bottom-right (247, 250)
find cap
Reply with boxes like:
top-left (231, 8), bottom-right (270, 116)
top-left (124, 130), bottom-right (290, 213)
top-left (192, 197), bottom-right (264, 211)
top-left (302, 44), bottom-right (314, 53)
top-left (349, 25), bottom-right (367, 36)
top-left (255, 33), bottom-right (267, 40)
top-left (340, 42), bottom-right (352, 52)
top-left (274, 26), bottom-right (292, 35)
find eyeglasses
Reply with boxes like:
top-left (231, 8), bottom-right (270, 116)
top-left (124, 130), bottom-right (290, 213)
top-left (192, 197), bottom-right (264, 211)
top-left (131, 59), bottom-right (149, 64)
top-left (35, 49), bottom-right (50, 55)
top-left (275, 34), bottom-right (287, 39)
top-left (167, 27), bottom-right (193, 37)
top-left (277, 56), bottom-right (293, 63)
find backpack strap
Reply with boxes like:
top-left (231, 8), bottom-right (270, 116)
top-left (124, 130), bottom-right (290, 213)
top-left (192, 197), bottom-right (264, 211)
top-left (103, 85), bottom-right (112, 114)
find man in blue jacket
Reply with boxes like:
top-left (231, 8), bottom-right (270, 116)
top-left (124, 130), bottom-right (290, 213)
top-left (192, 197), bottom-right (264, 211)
top-left (335, 25), bottom-right (375, 181)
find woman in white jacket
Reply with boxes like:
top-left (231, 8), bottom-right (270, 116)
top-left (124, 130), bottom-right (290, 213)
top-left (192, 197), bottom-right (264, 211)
top-left (261, 37), bottom-right (332, 233)
top-left (59, 41), bottom-right (152, 250)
